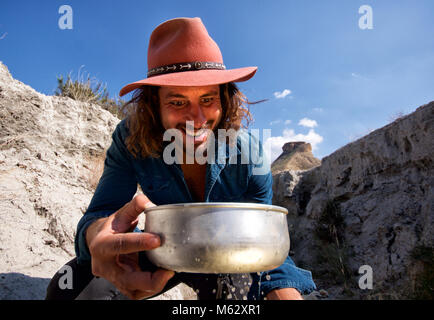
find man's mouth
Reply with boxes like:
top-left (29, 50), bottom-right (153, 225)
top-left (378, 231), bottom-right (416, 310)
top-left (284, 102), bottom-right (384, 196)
top-left (179, 125), bottom-right (211, 144)
top-left (186, 127), bottom-right (206, 137)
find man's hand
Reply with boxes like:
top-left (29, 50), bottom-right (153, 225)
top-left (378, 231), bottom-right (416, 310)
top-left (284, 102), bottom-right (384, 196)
top-left (266, 288), bottom-right (303, 300)
top-left (86, 194), bottom-right (175, 300)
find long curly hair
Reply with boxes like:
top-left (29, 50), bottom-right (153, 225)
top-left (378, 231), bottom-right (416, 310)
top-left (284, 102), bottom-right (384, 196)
top-left (121, 82), bottom-right (254, 159)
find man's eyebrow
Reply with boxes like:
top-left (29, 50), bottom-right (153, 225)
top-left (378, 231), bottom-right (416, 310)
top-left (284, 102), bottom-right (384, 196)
top-left (164, 92), bottom-right (186, 99)
top-left (164, 90), bottom-right (219, 99)
top-left (200, 90), bottom-right (219, 97)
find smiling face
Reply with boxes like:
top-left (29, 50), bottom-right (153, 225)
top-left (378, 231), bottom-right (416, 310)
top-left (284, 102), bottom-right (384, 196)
top-left (158, 85), bottom-right (223, 150)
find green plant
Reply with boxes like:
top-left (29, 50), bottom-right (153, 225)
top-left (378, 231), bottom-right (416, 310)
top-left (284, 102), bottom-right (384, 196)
top-left (410, 245), bottom-right (434, 300)
top-left (316, 243), bottom-right (352, 285)
top-left (55, 66), bottom-right (125, 119)
top-left (315, 200), bottom-right (345, 244)
top-left (99, 95), bottom-right (126, 119)
top-left (55, 66), bottom-right (108, 102)
top-left (314, 200), bottom-right (352, 291)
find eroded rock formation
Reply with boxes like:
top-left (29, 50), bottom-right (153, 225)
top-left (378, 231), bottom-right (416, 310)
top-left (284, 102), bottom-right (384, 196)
top-left (273, 101), bottom-right (434, 299)
top-left (0, 62), bottom-right (195, 300)
top-left (271, 141), bottom-right (321, 174)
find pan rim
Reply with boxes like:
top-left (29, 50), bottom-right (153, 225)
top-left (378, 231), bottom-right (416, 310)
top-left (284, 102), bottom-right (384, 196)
top-left (144, 202), bottom-right (288, 215)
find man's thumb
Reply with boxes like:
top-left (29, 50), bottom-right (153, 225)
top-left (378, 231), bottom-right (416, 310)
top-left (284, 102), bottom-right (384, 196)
top-left (113, 194), bottom-right (155, 232)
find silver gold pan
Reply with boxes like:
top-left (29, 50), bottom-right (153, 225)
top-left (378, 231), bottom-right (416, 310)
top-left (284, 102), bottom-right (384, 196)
top-left (143, 202), bottom-right (290, 273)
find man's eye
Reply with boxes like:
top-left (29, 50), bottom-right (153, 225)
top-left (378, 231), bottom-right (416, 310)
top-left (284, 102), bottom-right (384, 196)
top-left (201, 97), bottom-right (214, 104)
top-left (169, 100), bottom-right (186, 107)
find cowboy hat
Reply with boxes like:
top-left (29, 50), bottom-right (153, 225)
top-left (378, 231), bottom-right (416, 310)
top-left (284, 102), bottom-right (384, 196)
top-left (119, 17), bottom-right (257, 96)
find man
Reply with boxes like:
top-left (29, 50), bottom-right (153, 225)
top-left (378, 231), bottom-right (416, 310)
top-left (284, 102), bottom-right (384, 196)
top-left (46, 17), bottom-right (316, 300)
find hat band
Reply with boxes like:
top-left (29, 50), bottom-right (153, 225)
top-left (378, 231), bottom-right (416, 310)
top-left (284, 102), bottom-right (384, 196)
top-left (147, 61), bottom-right (226, 77)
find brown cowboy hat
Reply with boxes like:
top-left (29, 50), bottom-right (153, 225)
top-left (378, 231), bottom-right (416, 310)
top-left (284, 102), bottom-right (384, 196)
top-left (119, 17), bottom-right (257, 96)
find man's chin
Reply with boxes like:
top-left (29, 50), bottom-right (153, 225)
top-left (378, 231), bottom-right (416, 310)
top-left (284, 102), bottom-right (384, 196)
top-left (180, 135), bottom-right (213, 163)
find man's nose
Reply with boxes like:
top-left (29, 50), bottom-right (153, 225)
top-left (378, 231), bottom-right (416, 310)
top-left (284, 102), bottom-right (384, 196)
top-left (187, 103), bottom-right (207, 128)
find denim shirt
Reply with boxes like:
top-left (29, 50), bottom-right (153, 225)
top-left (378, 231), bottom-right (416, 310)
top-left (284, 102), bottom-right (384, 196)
top-left (74, 119), bottom-right (316, 298)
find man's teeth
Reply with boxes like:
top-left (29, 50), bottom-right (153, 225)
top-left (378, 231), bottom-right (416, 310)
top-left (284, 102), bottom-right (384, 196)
top-left (185, 128), bottom-right (206, 137)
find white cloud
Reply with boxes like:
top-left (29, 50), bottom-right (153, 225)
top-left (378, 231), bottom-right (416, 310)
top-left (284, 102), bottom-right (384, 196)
top-left (351, 72), bottom-right (369, 80)
top-left (264, 128), bottom-right (324, 162)
top-left (298, 117), bottom-right (318, 128)
top-left (274, 89), bottom-right (291, 99)
top-left (269, 119), bottom-right (281, 126)
top-left (312, 107), bottom-right (323, 113)
top-left (268, 119), bottom-right (292, 127)
top-left (0, 32), bottom-right (7, 40)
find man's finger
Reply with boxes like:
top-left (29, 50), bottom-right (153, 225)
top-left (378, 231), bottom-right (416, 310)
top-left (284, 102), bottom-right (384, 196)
top-left (112, 195), bottom-right (155, 232)
top-left (121, 269), bottom-right (175, 296)
top-left (118, 194), bottom-right (155, 222)
top-left (99, 232), bottom-right (161, 256)
top-left (150, 269), bottom-right (176, 293)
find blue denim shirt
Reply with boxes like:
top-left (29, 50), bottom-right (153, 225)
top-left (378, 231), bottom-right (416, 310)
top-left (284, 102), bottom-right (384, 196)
top-left (74, 119), bottom-right (316, 298)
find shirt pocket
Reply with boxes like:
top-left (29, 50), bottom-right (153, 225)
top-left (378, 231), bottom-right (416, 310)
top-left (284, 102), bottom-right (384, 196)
top-left (137, 174), bottom-right (173, 205)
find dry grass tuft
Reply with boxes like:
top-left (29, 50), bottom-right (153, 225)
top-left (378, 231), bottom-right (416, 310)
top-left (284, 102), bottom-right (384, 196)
top-left (55, 66), bottom-right (126, 119)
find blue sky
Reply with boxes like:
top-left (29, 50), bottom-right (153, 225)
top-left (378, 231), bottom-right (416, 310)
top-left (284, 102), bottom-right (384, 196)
top-left (1, 0), bottom-right (433, 160)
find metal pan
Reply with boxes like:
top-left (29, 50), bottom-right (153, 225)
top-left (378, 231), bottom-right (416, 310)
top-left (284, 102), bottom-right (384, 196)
top-left (144, 202), bottom-right (290, 273)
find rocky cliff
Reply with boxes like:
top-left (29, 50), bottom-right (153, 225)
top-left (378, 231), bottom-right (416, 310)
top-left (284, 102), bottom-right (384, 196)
top-left (0, 62), bottom-right (195, 300)
top-left (273, 101), bottom-right (433, 299)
